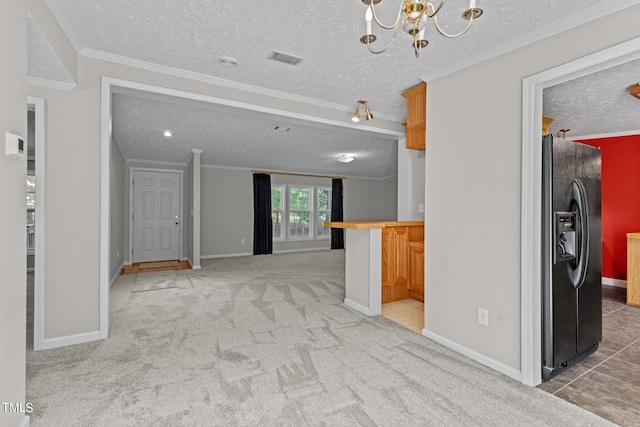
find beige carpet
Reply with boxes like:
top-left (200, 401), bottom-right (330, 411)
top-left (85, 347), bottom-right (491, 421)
top-left (26, 251), bottom-right (614, 426)
top-left (132, 270), bottom-right (179, 293)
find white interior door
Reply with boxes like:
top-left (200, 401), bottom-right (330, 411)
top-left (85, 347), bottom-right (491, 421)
top-left (132, 170), bottom-right (180, 262)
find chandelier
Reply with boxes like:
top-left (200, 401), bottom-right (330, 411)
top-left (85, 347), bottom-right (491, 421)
top-left (359, 0), bottom-right (483, 58)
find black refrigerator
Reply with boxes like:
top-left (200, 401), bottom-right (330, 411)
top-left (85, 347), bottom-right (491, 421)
top-left (542, 135), bottom-right (602, 381)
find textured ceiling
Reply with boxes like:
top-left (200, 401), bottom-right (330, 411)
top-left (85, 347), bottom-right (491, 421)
top-left (543, 58), bottom-right (640, 138)
top-left (27, 0), bottom-right (640, 178)
top-left (27, 16), bottom-right (74, 84)
top-left (112, 89), bottom-right (398, 178)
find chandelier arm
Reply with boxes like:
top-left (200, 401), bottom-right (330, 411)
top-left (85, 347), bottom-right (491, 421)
top-left (426, 0), bottom-right (445, 18)
top-left (431, 13), bottom-right (474, 38)
top-left (366, 24), bottom-right (400, 54)
top-left (369, 0), bottom-right (406, 31)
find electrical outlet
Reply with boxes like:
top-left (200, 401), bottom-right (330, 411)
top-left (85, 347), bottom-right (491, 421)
top-left (241, 238), bottom-right (245, 244)
top-left (477, 307), bottom-right (489, 326)
top-left (116, 250), bottom-right (120, 258)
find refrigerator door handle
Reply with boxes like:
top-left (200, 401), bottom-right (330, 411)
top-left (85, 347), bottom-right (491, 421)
top-left (570, 178), bottom-right (590, 289)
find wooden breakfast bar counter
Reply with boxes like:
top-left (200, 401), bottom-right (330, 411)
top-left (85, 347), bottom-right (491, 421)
top-left (324, 221), bottom-right (424, 316)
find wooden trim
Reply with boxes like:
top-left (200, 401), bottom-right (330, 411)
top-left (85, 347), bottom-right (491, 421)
top-left (324, 220), bottom-right (424, 229)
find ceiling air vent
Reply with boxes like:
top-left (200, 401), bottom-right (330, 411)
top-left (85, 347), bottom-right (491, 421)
top-left (267, 51), bottom-right (303, 66)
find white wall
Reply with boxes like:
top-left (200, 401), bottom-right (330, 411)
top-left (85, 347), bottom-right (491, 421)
top-left (424, 4), bottom-right (640, 374)
top-left (201, 167), bottom-right (253, 257)
top-left (26, 84), bottom-right (102, 341)
top-left (397, 142), bottom-right (425, 221)
top-left (0, 0), bottom-right (27, 425)
top-left (378, 176), bottom-right (398, 221)
top-left (344, 177), bottom-right (397, 221)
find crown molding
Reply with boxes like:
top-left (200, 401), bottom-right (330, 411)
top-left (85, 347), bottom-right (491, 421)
top-left (199, 163), bottom-right (396, 180)
top-left (27, 76), bottom-right (76, 91)
top-left (570, 129), bottom-right (640, 141)
top-left (125, 158), bottom-right (188, 167)
top-left (80, 48), bottom-right (401, 122)
top-left (420, 0), bottom-right (640, 82)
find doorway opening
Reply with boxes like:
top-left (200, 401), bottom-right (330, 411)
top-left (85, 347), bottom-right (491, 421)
top-left (27, 96), bottom-right (45, 351)
top-left (520, 37), bottom-right (640, 386)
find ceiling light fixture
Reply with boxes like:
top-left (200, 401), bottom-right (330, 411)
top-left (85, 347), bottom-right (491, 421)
top-left (360, 0), bottom-right (483, 58)
top-left (218, 57), bottom-right (238, 67)
top-left (351, 100), bottom-right (374, 122)
top-left (338, 154), bottom-right (355, 163)
top-left (164, 130), bottom-right (172, 137)
top-left (630, 83), bottom-right (640, 100)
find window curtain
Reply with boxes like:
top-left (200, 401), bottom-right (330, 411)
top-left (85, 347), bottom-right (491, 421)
top-left (253, 173), bottom-right (273, 255)
top-left (331, 178), bottom-right (344, 249)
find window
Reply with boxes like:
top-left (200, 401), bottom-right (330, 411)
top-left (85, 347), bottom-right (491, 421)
top-left (271, 185), bottom-right (285, 242)
top-left (270, 184), bottom-right (332, 242)
top-left (26, 174), bottom-right (36, 252)
top-left (288, 186), bottom-right (312, 239)
top-left (316, 187), bottom-right (331, 239)
top-left (26, 175), bottom-right (36, 211)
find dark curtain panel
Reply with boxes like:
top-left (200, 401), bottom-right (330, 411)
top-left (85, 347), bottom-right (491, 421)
top-left (253, 173), bottom-right (273, 255)
top-left (331, 178), bottom-right (344, 249)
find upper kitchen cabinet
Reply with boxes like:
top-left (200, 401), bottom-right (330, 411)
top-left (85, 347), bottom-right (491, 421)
top-left (402, 83), bottom-right (426, 150)
top-left (542, 116), bottom-right (554, 136)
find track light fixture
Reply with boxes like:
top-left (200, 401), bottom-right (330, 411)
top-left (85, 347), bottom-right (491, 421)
top-left (352, 100), bottom-right (374, 122)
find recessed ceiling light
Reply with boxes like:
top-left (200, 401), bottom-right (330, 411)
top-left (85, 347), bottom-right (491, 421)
top-left (218, 57), bottom-right (238, 67)
top-left (164, 131), bottom-right (172, 137)
top-left (337, 154), bottom-right (355, 163)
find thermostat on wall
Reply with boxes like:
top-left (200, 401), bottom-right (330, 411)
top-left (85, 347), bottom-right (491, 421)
top-left (5, 131), bottom-right (24, 159)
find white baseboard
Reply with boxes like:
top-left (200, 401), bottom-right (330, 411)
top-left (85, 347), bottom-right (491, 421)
top-left (273, 247), bottom-right (331, 254)
top-left (200, 252), bottom-right (252, 259)
top-left (123, 261), bottom-right (132, 266)
top-left (110, 262), bottom-right (124, 287)
top-left (344, 298), bottom-right (371, 316)
top-left (42, 330), bottom-right (102, 350)
top-left (422, 328), bottom-right (522, 383)
top-left (199, 248), bottom-right (331, 259)
top-left (602, 277), bottom-right (627, 288)
top-left (18, 415), bottom-right (30, 427)
top-left (192, 265), bottom-right (202, 270)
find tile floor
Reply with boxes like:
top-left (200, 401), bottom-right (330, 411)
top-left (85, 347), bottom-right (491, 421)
top-left (538, 285), bottom-right (640, 426)
top-left (381, 298), bottom-right (424, 334)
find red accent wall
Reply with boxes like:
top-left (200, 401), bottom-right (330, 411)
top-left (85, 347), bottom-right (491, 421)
top-left (578, 135), bottom-right (640, 280)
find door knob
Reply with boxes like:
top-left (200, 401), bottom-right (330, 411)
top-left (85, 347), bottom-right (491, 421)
top-left (175, 215), bottom-right (179, 225)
